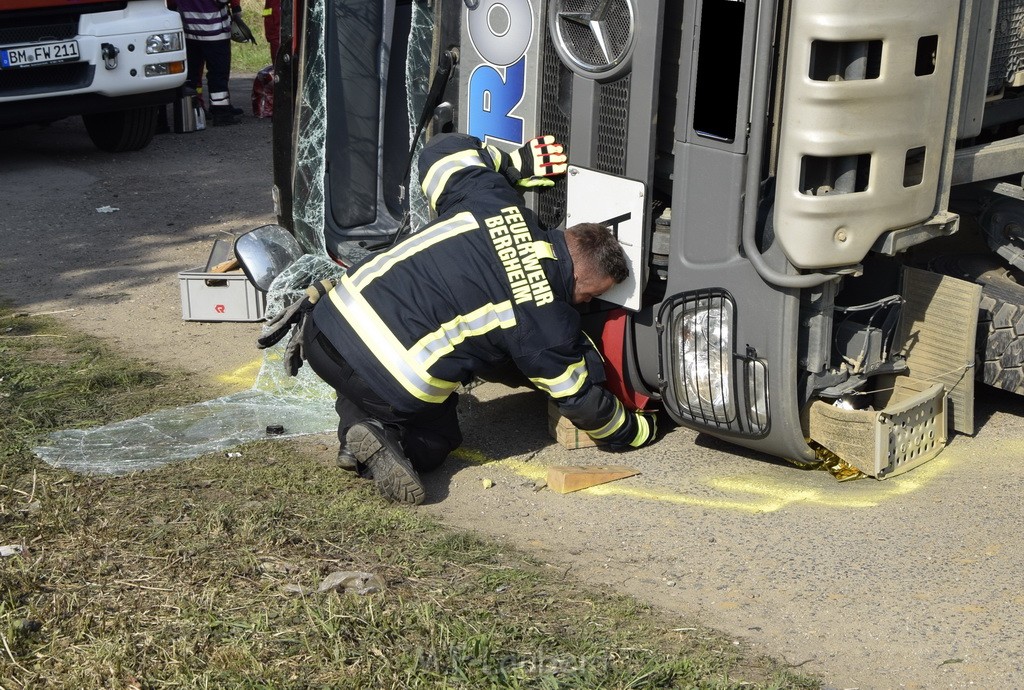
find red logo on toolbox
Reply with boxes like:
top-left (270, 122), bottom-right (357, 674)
top-left (215, 304), bottom-right (226, 314)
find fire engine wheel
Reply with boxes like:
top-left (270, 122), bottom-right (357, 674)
top-left (932, 254), bottom-right (1024, 395)
top-left (82, 106), bottom-right (159, 153)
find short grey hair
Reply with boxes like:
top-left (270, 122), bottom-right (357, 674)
top-left (565, 223), bottom-right (628, 283)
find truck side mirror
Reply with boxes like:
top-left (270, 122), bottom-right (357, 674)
top-left (233, 224), bottom-right (305, 292)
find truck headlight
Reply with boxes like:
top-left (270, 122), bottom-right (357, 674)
top-left (674, 293), bottom-right (734, 423)
top-left (659, 290), bottom-right (769, 436)
top-left (146, 32), bottom-right (183, 54)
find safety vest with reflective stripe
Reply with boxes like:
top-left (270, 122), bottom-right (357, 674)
top-left (311, 133), bottom-right (642, 447)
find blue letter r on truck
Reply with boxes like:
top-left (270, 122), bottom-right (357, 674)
top-left (468, 57), bottom-right (526, 145)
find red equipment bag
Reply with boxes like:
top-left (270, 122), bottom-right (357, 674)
top-left (251, 65), bottom-right (274, 118)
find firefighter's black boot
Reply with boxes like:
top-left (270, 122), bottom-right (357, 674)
top-left (210, 104), bottom-right (240, 126)
top-left (345, 421), bottom-right (424, 505)
top-left (336, 447), bottom-right (358, 472)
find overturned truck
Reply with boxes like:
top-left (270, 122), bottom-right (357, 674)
top-left (268, 0), bottom-right (1024, 478)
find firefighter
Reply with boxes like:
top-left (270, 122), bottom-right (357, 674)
top-left (262, 0), bottom-right (281, 64)
top-left (171, 0), bottom-right (243, 126)
top-left (275, 133), bottom-right (658, 505)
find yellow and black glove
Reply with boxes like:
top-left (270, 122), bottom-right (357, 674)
top-left (506, 135), bottom-right (568, 188)
top-left (598, 409), bottom-right (658, 451)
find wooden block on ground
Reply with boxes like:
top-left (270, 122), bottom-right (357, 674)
top-left (547, 402), bottom-right (602, 449)
top-left (546, 465), bottom-right (640, 494)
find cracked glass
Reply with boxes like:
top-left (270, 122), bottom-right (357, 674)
top-left (34, 2), bottom-right (435, 476)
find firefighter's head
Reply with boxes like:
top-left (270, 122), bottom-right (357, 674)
top-left (565, 223), bottom-right (628, 304)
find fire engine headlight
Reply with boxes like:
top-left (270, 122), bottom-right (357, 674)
top-left (144, 61), bottom-right (185, 77)
top-left (660, 290), bottom-right (770, 436)
top-left (146, 32), bottom-right (183, 54)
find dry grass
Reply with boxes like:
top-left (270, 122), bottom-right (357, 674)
top-left (0, 306), bottom-right (820, 689)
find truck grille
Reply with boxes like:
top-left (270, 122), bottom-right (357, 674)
top-left (538, 31), bottom-right (570, 229)
top-left (0, 62), bottom-right (93, 97)
top-left (0, 1), bottom-right (126, 44)
top-left (539, 0), bottom-right (634, 224)
top-left (596, 76), bottom-right (629, 175)
top-left (989, 0), bottom-right (1024, 93)
top-left (0, 21), bottom-right (77, 45)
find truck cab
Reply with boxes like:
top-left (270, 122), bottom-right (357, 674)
top-left (271, 0), bottom-right (1024, 478)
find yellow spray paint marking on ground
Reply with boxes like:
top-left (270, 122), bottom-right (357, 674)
top-left (583, 483), bottom-right (785, 513)
top-left (453, 448), bottom-right (548, 482)
top-left (218, 358), bottom-right (263, 388)
top-left (451, 443), bottom-right (959, 513)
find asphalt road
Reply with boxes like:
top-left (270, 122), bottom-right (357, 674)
top-left (2, 77), bottom-right (1023, 689)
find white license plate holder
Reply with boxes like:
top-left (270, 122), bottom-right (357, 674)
top-left (1, 40), bottom-right (80, 69)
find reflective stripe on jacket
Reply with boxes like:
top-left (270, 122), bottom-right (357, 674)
top-left (175, 0), bottom-right (232, 41)
top-left (311, 133), bottom-right (641, 446)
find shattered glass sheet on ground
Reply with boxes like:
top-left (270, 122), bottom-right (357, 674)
top-left (33, 343), bottom-right (338, 476)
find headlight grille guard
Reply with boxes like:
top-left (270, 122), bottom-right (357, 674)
top-left (656, 289), bottom-right (770, 438)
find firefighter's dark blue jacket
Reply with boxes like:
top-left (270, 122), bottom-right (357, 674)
top-left (311, 133), bottom-right (644, 446)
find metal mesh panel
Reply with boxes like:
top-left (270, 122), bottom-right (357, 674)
top-left (0, 21), bottom-right (77, 44)
top-left (883, 390), bottom-right (944, 474)
top-left (0, 63), bottom-right (92, 96)
top-left (538, 33), bottom-right (569, 229)
top-left (595, 74), bottom-right (629, 175)
top-left (989, 0), bottom-right (1024, 93)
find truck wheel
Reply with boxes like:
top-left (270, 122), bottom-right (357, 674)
top-left (932, 254), bottom-right (1024, 394)
top-left (83, 106), bottom-right (159, 152)
top-left (976, 271), bottom-right (1024, 393)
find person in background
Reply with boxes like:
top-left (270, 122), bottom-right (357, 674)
top-left (263, 0), bottom-right (281, 64)
top-left (170, 0), bottom-right (244, 126)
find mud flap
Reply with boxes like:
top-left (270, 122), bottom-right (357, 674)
top-left (897, 266), bottom-right (982, 435)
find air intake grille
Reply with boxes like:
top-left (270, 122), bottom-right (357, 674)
top-left (0, 62), bottom-right (93, 97)
top-left (0, 22), bottom-right (77, 45)
top-left (0, 2), bottom-right (126, 44)
top-left (553, 0), bottom-right (634, 74)
top-left (538, 36), bottom-right (570, 229)
top-left (595, 75), bottom-right (629, 175)
top-left (989, 0), bottom-right (1024, 93)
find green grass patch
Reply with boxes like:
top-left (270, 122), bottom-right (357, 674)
top-left (0, 304), bottom-right (820, 689)
top-left (233, 0), bottom-right (277, 74)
